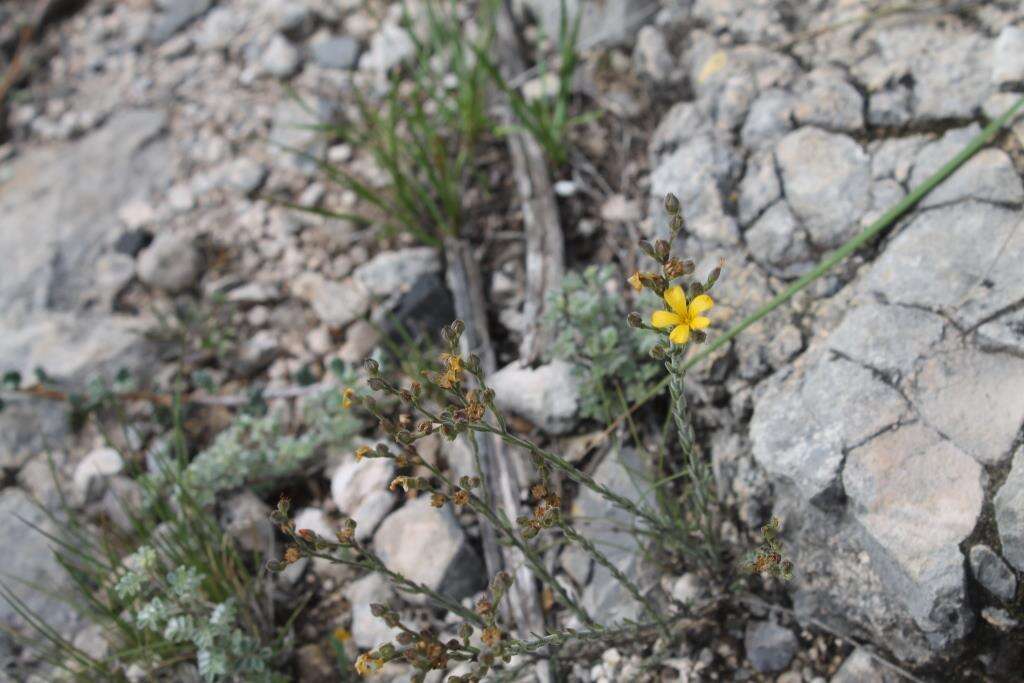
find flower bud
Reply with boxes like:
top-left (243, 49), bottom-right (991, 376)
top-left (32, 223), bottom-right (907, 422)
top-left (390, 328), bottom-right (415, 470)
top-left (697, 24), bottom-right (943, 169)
top-left (664, 192), bottom-right (680, 215)
top-left (669, 213), bottom-right (684, 236)
top-left (692, 330), bottom-right (707, 344)
top-left (654, 239), bottom-right (670, 261)
top-left (370, 603), bottom-right (388, 617)
top-left (364, 358), bottom-right (380, 375)
top-left (638, 240), bottom-right (657, 261)
top-left (627, 312), bottom-right (642, 328)
top-left (650, 345), bottom-right (667, 360)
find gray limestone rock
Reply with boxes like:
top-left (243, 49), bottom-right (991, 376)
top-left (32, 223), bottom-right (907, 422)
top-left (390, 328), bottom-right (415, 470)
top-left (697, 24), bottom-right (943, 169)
top-left (751, 352), bottom-right (909, 504)
top-left (737, 149), bottom-right (781, 226)
top-left (826, 303), bottom-right (945, 379)
top-left (0, 489), bottom-right (79, 641)
top-left (330, 456), bottom-right (394, 541)
top-left (830, 648), bottom-right (898, 683)
top-left (909, 125), bottom-right (1024, 209)
top-left (569, 448), bottom-right (659, 625)
top-left (852, 20), bottom-right (993, 121)
top-left (844, 423), bottom-right (982, 646)
top-left (345, 573), bottom-right (401, 649)
top-left (310, 35), bottom-right (361, 71)
top-left (969, 545), bottom-right (1017, 601)
top-left (261, 34), bottom-right (302, 78)
top-left (992, 26), bottom-right (1024, 85)
top-left (292, 273), bottom-right (370, 329)
top-left (741, 89), bottom-right (794, 151)
top-left (649, 133), bottom-right (741, 244)
top-left (372, 496), bottom-right (484, 604)
top-left (137, 233), bottom-right (203, 293)
top-left (744, 620), bottom-right (798, 673)
top-left (150, 0), bottom-right (211, 44)
top-left (0, 109), bottom-right (169, 319)
top-left (791, 68), bottom-right (864, 132)
top-left (745, 201), bottom-right (811, 275)
top-left (523, 0), bottom-right (656, 47)
top-left (862, 201), bottom-right (1024, 331)
top-left (775, 127), bottom-right (871, 248)
top-left (909, 345), bottom-right (1024, 466)
top-left (487, 360), bottom-right (581, 435)
top-left (352, 247), bottom-right (441, 298)
top-left (995, 449), bottom-right (1024, 572)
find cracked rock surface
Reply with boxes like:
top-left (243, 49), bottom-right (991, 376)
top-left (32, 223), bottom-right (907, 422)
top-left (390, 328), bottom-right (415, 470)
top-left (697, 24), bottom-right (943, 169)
top-left (641, 0), bottom-right (1024, 670)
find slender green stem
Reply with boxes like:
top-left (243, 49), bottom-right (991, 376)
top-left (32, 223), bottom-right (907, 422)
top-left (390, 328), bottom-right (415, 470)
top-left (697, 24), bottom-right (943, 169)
top-left (620, 94), bottom-right (1024, 422)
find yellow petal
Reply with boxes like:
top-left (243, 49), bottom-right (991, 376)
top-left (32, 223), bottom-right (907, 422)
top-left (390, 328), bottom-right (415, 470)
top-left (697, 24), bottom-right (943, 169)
top-left (688, 294), bottom-right (714, 316)
top-left (651, 310), bottom-right (682, 329)
top-left (664, 285), bottom-right (688, 316)
top-left (669, 324), bottom-right (691, 344)
top-left (690, 316), bottom-right (710, 330)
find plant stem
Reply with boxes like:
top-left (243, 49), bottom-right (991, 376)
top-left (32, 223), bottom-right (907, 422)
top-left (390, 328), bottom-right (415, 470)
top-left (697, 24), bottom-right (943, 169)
top-left (616, 93), bottom-right (1024, 425)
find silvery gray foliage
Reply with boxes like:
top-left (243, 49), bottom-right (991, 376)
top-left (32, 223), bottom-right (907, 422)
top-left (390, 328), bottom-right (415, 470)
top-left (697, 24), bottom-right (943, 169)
top-left (146, 380), bottom-right (363, 506)
top-left (114, 547), bottom-right (281, 682)
top-left (542, 265), bottom-right (660, 422)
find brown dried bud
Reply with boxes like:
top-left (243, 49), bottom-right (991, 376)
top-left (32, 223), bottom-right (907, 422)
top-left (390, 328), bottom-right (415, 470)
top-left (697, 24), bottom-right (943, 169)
top-left (663, 257), bottom-right (695, 280)
top-left (459, 623), bottom-right (474, 640)
top-left (452, 490), bottom-right (470, 507)
top-left (481, 626), bottom-right (501, 648)
top-left (692, 329), bottom-right (708, 344)
top-left (297, 528), bottom-right (316, 542)
top-left (370, 603), bottom-right (388, 617)
top-left (396, 632), bottom-right (415, 645)
top-left (430, 492), bottom-right (446, 508)
top-left (530, 484), bottom-right (548, 499)
top-left (283, 546), bottom-right (301, 565)
top-left (364, 358), bottom-right (380, 375)
top-left (627, 311), bottom-right (643, 328)
top-left (650, 344), bottom-right (668, 360)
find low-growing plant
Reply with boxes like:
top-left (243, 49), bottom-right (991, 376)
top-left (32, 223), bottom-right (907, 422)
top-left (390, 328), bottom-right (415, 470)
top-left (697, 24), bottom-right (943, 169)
top-left (147, 375), bottom-right (363, 508)
top-left (1, 455), bottom-right (289, 682)
top-left (285, 0), bottom-right (496, 246)
top-left (475, 0), bottom-right (596, 168)
top-left (284, 0), bottom-right (588, 245)
top-left (268, 196), bottom-right (729, 679)
top-left (541, 264), bottom-right (660, 423)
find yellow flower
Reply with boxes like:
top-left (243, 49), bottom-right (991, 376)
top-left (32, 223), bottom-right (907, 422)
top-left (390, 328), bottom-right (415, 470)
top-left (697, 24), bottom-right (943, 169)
top-left (354, 652), bottom-right (383, 676)
top-left (333, 627), bottom-right (351, 643)
top-left (627, 272), bottom-right (643, 291)
top-left (650, 285), bottom-right (713, 344)
top-left (342, 388), bottom-right (356, 409)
